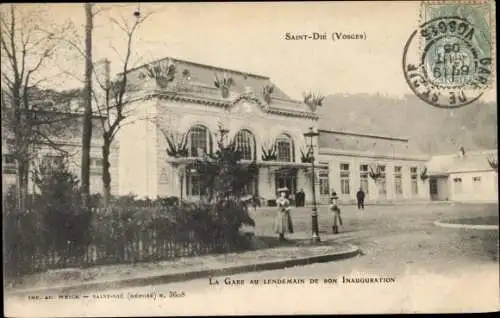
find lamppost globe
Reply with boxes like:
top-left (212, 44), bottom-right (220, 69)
top-left (133, 9), bottom-right (141, 18)
top-left (303, 127), bottom-right (320, 243)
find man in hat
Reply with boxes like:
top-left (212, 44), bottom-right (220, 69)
top-left (330, 190), bottom-right (343, 234)
top-left (274, 187), bottom-right (294, 240)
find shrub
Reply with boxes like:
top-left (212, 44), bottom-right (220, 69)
top-left (88, 197), bottom-right (253, 262)
top-left (32, 160), bottom-right (91, 260)
top-left (4, 160), bottom-right (91, 277)
top-left (89, 193), bottom-right (104, 209)
top-left (157, 196), bottom-right (179, 207)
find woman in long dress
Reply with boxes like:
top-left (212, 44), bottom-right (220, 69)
top-left (274, 187), bottom-right (294, 240)
top-left (330, 190), bottom-right (343, 234)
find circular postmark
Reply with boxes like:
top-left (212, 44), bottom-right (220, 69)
top-left (403, 16), bottom-right (492, 108)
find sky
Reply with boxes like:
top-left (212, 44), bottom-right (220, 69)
top-left (5, 2), bottom-right (496, 101)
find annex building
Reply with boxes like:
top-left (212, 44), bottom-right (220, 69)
top-left (427, 149), bottom-right (498, 202)
top-left (1, 89), bottom-right (118, 197)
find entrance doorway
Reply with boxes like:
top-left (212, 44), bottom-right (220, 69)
top-left (275, 167), bottom-right (297, 197)
top-left (242, 176), bottom-right (259, 197)
top-left (429, 176), bottom-right (450, 201)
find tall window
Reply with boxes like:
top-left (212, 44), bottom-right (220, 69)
top-left (453, 177), bottom-right (463, 194)
top-left (276, 134), bottom-right (294, 162)
top-left (2, 154), bottom-right (16, 166)
top-left (379, 165), bottom-right (387, 196)
top-left (360, 164), bottom-right (369, 194)
top-left (42, 155), bottom-right (64, 168)
top-left (394, 166), bottom-right (403, 195)
top-left (234, 129), bottom-right (256, 160)
top-left (90, 158), bottom-right (103, 174)
top-left (472, 176), bottom-right (482, 192)
top-left (2, 154), bottom-right (16, 175)
top-left (340, 163), bottom-right (350, 195)
top-left (319, 170), bottom-right (329, 195)
top-left (187, 125), bottom-right (211, 157)
top-left (410, 167), bottom-right (418, 195)
top-left (186, 170), bottom-right (206, 196)
top-left (430, 178), bottom-right (438, 195)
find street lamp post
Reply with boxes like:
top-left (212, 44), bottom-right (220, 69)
top-left (220, 128), bottom-right (230, 145)
top-left (304, 127), bottom-right (320, 243)
top-left (177, 166), bottom-right (185, 206)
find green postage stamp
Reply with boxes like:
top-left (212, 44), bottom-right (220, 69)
top-left (403, 0), bottom-right (494, 108)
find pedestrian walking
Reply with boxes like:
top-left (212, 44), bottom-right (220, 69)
top-left (274, 187), bottom-right (294, 240)
top-left (356, 187), bottom-right (365, 210)
top-left (330, 191), bottom-right (343, 234)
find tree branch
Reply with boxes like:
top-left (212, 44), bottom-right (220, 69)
top-left (32, 129), bottom-right (70, 156)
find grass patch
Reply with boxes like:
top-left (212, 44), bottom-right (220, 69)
top-left (445, 216), bottom-right (499, 226)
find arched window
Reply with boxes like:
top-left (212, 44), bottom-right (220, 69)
top-left (234, 129), bottom-right (256, 160)
top-left (275, 134), bottom-right (295, 162)
top-left (187, 125), bottom-right (212, 157)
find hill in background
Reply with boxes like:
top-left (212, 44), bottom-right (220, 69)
top-left (317, 93), bottom-right (497, 155)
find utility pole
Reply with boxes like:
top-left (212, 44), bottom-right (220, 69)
top-left (81, 3), bottom-right (93, 208)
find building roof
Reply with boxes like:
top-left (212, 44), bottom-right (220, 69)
top-left (318, 129), bottom-right (423, 157)
top-left (427, 149), bottom-right (498, 175)
top-left (125, 57), bottom-right (316, 116)
top-left (129, 57), bottom-right (293, 100)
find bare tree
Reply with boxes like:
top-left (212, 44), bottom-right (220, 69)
top-left (1, 5), bottom-right (71, 210)
top-left (47, 6), bottom-right (153, 208)
top-left (96, 11), bottom-right (153, 207)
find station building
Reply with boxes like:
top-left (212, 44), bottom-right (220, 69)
top-left (114, 57), bottom-right (431, 204)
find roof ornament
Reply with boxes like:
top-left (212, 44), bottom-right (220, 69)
top-left (262, 84), bottom-right (274, 105)
top-left (182, 69), bottom-right (191, 81)
top-left (303, 91), bottom-right (325, 112)
top-left (459, 146), bottom-right (465, 158)
top-left (143, 59), bottom-right (176, 89)
top-left (213, 73), bottom-right (234, 98)
top-left (487, 154), bottom-right (498, 172)
top-left (419, 166), bottom-right (429, 182)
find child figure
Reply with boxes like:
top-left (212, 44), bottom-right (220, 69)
top-left (330, 191), bottom-right (343, 234)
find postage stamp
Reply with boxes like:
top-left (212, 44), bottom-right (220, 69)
top-left (403, 0), bottom-right (494, 108)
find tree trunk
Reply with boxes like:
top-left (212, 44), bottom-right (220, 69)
top-left (81, 3), bottom-right (93, 208)
top-left (179, 175), bottom-right (183, 206)
top-left (102, 139), bottom-right (112, 208)
top-left (16, 159), bottom-right (29, 212)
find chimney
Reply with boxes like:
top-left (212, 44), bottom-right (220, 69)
top-left (243, 73), bottom-right (253, 94)
top-left (94, 58), bottom-right (111, 90)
